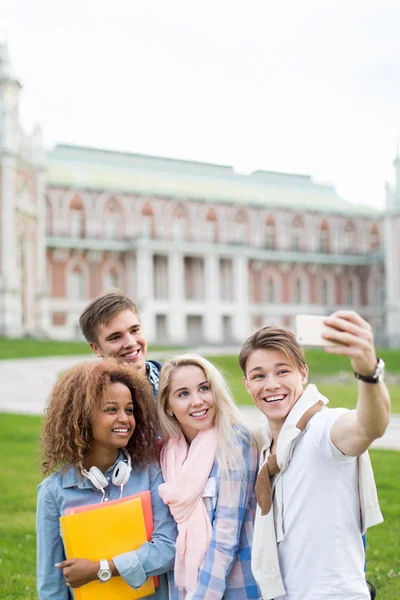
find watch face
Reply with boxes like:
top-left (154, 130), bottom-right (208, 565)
top-left (99, 569), bottom-right (111, 582)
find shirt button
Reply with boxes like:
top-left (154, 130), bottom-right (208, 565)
top-left (107, 477), bottom-right (110, 481)
top-left (104, 498), bottom-right (108, 502)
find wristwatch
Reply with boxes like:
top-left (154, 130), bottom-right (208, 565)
top-left (97, 559), bottom-right (112, 583)
top-left (354, 358), bottom-right (385, 384)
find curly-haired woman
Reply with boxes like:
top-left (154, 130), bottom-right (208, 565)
top-left (36, 359), bottom-right (176, 599)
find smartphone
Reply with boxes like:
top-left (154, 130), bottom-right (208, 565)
top-left (295, 314), bottom-right (337, 347)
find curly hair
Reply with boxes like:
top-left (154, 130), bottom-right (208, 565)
top-left (41, 359), bottom-right (158, 474)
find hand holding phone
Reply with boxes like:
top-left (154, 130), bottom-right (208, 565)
top-left (295, 314), bottom-right (338, 347)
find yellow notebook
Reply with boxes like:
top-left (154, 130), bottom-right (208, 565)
top-left (60, 497), bottom-right (155, 600)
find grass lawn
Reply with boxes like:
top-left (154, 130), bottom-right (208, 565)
top-left (208, 354), bottom-right (400, 413)
top-left (0, 414), bottom-right (399, 599)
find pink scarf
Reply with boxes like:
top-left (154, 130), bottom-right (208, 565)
top-left (158, 428), bottom-right (218, 594)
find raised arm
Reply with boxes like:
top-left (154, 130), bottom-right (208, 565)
top-left (191, 432), bottom-right (258, 600)
top-left (323, 311), bottom-right (390, 456)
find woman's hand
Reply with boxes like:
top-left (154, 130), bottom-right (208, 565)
top-left (55, 558), bottom-right (99, 588)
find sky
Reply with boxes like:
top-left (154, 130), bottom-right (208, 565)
top-left (2, 0), bottom-right (400, 209)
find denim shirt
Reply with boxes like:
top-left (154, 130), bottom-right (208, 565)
top-left (36, 454), bottom-right (177, 600)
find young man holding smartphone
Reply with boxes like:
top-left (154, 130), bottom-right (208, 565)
top-left (240, 311), bottom-right (390, 600)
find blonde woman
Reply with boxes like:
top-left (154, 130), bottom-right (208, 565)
top-left (157, 354), bottom-right (261, 600)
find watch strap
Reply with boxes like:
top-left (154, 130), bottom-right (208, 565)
top-left (354, 358), bottom-right (384, 384)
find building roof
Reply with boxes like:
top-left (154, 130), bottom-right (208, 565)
top-left (46, 144), bottom-right (379, 216)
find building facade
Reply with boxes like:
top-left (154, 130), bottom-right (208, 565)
top-left (0, 42), bottom-right (397, 346)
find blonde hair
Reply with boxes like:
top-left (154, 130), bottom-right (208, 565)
top-left (158, 354), bottom-right (250, 478)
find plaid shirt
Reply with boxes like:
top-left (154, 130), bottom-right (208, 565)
top-left (168, 428), bottom-right (262, 600)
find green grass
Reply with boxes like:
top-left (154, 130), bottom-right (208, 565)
top-left (207, 355), bottom-right (400, 413)
top-left (0, 337), bottom-right (183, 360)
top-left (0, 414), bottom-right (399, 599)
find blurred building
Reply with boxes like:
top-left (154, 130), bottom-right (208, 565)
top-left (0, 42), bottom-right (398, 346)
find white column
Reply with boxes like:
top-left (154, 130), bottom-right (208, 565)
top-left (125, 252), bottom-right (136, 299)
top-left (168, 252), bottom-right (186, 343)
top-left (232, 255), bottom-right (250, 342)
top-left (1, 156), bottom-right (18, 287)
top-left (204, 254), bottom-right (222, 343)
top-left (0, 155), bottom-right (22, 335)
top-left (136, 249), bottom-right (155, 342)
top-left (384, 213), bottom-right (400, 346)
top-left (35, 171), bottom-right (50, 333)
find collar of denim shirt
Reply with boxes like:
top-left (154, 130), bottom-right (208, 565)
top-left (61, 450), bottom-right (126, 489)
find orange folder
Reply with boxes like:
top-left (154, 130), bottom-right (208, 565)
top-left (60, 493), bottom-right (156, 600)
top-left (66, 491), bottom-right (158, 587)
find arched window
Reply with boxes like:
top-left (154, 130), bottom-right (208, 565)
top-left (294, 278), bottom-right (302, 303)
top-left (104, 199), bottom-right (122, 239)
top-left (141, 202), bottom-right (154, 239)
top-left (369, 224), bottom-right (380, 250)
top-left (267, 278), bottom-right (275, 303)
top-left (103, 267), bottom-right (119, 292)
top-left (69, 195), bottom-right (85, 238)
top-left (290, 216), bottom-right (304, 251)
top-left (46, 198), bottom-right (52, 236)
top-left (265, 215), bottom-right (276, 249)
top-left (205, 207), bottom-right (217, 243)
top-left (68, 265), bottom-right (85, 300)
top-left (343, 221), bottom-right (356, 254)
top-left (319, 220), bottom-right (329, 253)
top-left (172, 204), bottom-right (187, 241)
top-left (345, 280), bottom-right (354, 305)
top-left (234, 210), bottom-right (248, 244)
top-left (321, 279), bottom-right (328, 305)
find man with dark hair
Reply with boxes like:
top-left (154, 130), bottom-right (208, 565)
top-left (240, 311), bottom-right (389, 600)
top-left (79, 289), bottom-right (161, 398)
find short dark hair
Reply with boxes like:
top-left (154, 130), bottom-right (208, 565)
top-left (239, 326), bottom-right (306, 375)
top-left (79, 289), bottom-right (139, 344)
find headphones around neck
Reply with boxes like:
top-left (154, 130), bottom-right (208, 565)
top-left (81, 448), bottom-right (132, 500)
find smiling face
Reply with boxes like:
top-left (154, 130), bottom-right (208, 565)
top-left (90, 309), bottom-right (148, 375)
top-left (90, 381), bottom-right (136, 456)
top-left (243, 349), bottom-right (308, 427)
top-left (167, 365), bottom-right (217, 443)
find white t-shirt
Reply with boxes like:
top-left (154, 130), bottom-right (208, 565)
top-left (277, 407), bottom-right (370, 600)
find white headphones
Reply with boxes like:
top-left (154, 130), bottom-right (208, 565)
top-left (81, 449), bottom-right (132, 501)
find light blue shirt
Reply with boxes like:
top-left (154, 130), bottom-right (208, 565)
top-left (36, 454), bottom-right (177, 599)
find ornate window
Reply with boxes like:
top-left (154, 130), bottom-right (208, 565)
top-left (68, 266), bottom-right (85, 300)
top-left (104, 199), bottom-right (122, 239)
top-left (265, 215), bottom-right (276, 249)
top-left (233, 210), bottom-right (248, 244)
top-left (267, 278), bottom-right (275, 303)
top-left (368, 224), bottom-right (380, 250)
top-left (343, 221), bottom-right (356, 254)
top-left (103, 268), bottom-right (119, 292)
top-left (345, 280), bottom-right (354, 305)
top-left (69, 195), bottom-right (85, 238)
top-left (294, 278), bottom-right (302, 303)
top-left (172, 204), bottom-right (187, 241)
top-left (319, 220), bottom-right (329, 253)
top-left (290, 216), bottom-right (304, 251)
top-left (321, 279), bottom-right (328, 305)
top-left (141, 202), bottom-right (154, 239)
top-left (205, 207), bottom-right (217, 243)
